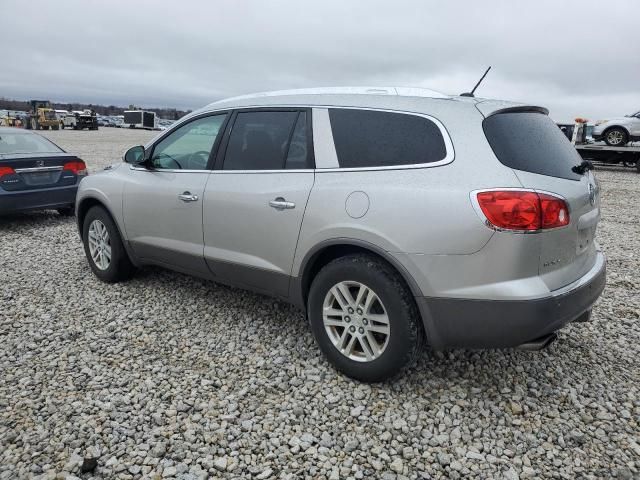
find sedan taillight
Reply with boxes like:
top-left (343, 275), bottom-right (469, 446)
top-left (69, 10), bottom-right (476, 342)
top-left (0, 166), bottom-right (16, 178)
top-left (476, 190), bottom-right (569, 231)
top-left (63, 160), bottom-right (88, 176)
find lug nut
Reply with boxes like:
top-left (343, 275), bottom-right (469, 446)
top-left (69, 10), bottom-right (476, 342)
top-left (349, 326), bottom-right (356, 333)
top-left (362, 318), bottom-right (368, 325)
top-left (344, 316), bottom-right (350, 323)
top-left (356, 308), bottom-right (363, 315)
top-left (348, 307), bottom-right (354, 314)
top-left (358, 327), bottom-right (365, 334)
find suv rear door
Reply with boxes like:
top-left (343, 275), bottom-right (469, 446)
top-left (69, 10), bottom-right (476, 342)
top-left (203, 109), bottom-right (314, 297)
top-left (482, 109), bottom-right (600, 291)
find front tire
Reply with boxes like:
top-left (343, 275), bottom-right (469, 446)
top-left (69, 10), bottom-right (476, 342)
top-left (604, 127), bottom-right (628, 147)
top-left (82, 206), bottom-right (135, 283)
top-left (307, 254), bottom-right (423, 382)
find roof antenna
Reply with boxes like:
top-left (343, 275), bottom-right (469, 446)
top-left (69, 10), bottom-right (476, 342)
top-left (460, 66), bottom-right (491, 97)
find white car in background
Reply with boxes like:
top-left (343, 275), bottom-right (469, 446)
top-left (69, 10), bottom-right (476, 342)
top-left (592, 110), bottom-right (640, 146)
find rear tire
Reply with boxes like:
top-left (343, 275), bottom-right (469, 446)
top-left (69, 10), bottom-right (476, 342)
top-left (307, 254), bottom-right (423, 382)
top-left (82, 206), bottom-right (136, 283)
top-left (604, 127), bottom-right (628, 147)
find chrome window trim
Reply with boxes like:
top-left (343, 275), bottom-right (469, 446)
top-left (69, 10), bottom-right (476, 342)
top-left (129, 165), bottom-right (313, 174)
top-left (129, 165), bottom-right (209, 173)
top-left (142, 103), bottom-right (455, 173)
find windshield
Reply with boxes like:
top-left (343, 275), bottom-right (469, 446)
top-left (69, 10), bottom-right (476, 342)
top-left (0, 132), bottom-right (63, 155)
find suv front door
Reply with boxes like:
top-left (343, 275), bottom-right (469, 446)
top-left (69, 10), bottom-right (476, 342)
top-left (203, 109), bottom-right (314, 297)
top-left (123, 113), bottom-right (228, 275)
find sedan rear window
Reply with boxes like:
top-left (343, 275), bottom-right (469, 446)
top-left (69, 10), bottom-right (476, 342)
top-left (0, 132), bottom-right (63, 155)
top-left (483, 112), bottom-right (582, 181)
top-left (329, 109), bottom-right (447, 168)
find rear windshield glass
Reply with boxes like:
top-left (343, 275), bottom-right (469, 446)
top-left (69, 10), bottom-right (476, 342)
top-left (0, 132), bottom-right (63, 155)
top-left (329, 109), bottom-right (447, 168)
top-left (483, 112), bottom-right (582, 181)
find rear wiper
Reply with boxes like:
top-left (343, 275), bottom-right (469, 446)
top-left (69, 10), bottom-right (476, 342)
top-left (572, 160), bottom-right (594, 175)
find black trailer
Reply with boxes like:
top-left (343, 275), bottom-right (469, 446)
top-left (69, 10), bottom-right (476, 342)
top-left (575, 144), bottom-right (640, 173)
top-left (123, 110), bottom-right (156, 130)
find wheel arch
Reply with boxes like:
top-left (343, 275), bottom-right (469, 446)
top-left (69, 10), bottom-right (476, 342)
top-left (292, 238), bottom-right (423, 311)
top-left (76, 196), bottom-right (139, 266)
top-left (603, 124), bottom-right (630, 137)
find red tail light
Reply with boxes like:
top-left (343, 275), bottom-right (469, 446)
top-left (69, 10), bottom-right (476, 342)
top-left (539, 193), bottom-right (570, 228)
top-left (476, 190), bottom-right (569, 231)
top-left (0, 166), bottom-right (16, 178)
top-left (63, 160), bottom-right (88, 176)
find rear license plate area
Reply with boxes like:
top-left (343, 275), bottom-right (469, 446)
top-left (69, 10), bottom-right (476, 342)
top-left (23, 171), bottom-right (58, 186)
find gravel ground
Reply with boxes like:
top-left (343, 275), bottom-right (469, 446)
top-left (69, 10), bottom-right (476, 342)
top-left (1, 128), bottom-right (639, 480)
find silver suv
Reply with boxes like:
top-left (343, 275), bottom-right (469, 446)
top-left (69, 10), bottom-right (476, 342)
top-left (76, 87), bottom-right (606, 381)
top-left (592, 110), bottom-right (640, 146)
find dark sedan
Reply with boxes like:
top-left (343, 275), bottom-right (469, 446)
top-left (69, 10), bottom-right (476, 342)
top-left (0, 127), bottom-right (87, 215)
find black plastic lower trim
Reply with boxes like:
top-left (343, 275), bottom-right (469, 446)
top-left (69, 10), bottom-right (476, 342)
top-left (416, 259), bottom-right (606, 350)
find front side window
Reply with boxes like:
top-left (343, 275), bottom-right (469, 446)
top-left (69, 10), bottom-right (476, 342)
top-left (329, 109), bottom-right (447, 168)
top-left (223, 111), bottom-right (300, 170)
top-left (150, 114), bottom-right (227, 170)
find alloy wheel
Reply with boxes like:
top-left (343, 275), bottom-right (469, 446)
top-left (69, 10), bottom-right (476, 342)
top-left (322, 281), bottom-right (390, 362)
top-left (607, 130), bottom-right (624, 145)
top-left (88, 219), bottom-right (112, 270)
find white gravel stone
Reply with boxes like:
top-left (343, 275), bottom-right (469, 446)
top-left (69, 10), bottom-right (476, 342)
top-left (0, 129), bottom-right (638, 480)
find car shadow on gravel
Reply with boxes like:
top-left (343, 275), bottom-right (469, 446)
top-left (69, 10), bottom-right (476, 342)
top-left (76, 262), bottom-right (617, 397)
top-left (0, 210), bottom-right (73, 229)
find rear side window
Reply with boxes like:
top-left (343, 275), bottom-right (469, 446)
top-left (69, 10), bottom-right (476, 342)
top-left (224, 111), bottom-right (300, 170)
top-left (329, 109), bottom-right (447, 168)
top-left (483, 112), bottom-right (582, 181)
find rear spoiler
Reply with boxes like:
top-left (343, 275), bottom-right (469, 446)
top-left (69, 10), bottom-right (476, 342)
top-left (475, 100), bottom-right (549, 118)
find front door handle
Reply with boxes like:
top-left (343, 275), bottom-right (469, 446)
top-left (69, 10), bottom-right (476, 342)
top-left (178, 192), bottom-right (199, 202)
top-left (269, 197), bottom-right (295, 210)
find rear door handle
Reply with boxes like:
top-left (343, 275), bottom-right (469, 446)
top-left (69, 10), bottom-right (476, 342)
top-left (178, 192), bottom-right (199, 202)
top-left (269, 197), bottom-right (295, 210)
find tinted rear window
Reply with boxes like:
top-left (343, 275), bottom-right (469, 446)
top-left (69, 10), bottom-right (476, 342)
top-left (483, 112), bottom-right (582, 181)
top-left (329, 109), bottom-right (447, 168)
top-left (224, 111), bottom-right (299, 170)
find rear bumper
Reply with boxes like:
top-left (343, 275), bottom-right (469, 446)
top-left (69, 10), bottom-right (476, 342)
top-left (0, 185), bottom-right (78, 214)
top-left (417, 251), bottom-right (606, 349)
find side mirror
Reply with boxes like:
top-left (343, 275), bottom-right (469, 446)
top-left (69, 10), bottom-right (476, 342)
top-left (124, 145), bottom-right (145, 164)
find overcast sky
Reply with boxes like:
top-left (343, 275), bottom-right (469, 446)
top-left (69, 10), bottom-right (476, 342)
top-left (3, 0), bottom-right (639, 121)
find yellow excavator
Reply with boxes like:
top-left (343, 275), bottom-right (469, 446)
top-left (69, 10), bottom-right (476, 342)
top-left (24, 100), bottom-right (59, 130)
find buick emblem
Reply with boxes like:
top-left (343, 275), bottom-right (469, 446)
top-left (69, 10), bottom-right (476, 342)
top-left (588, 183), bottom-right (596, 206)
top-left (35, 160), bottom-right (45, 168)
